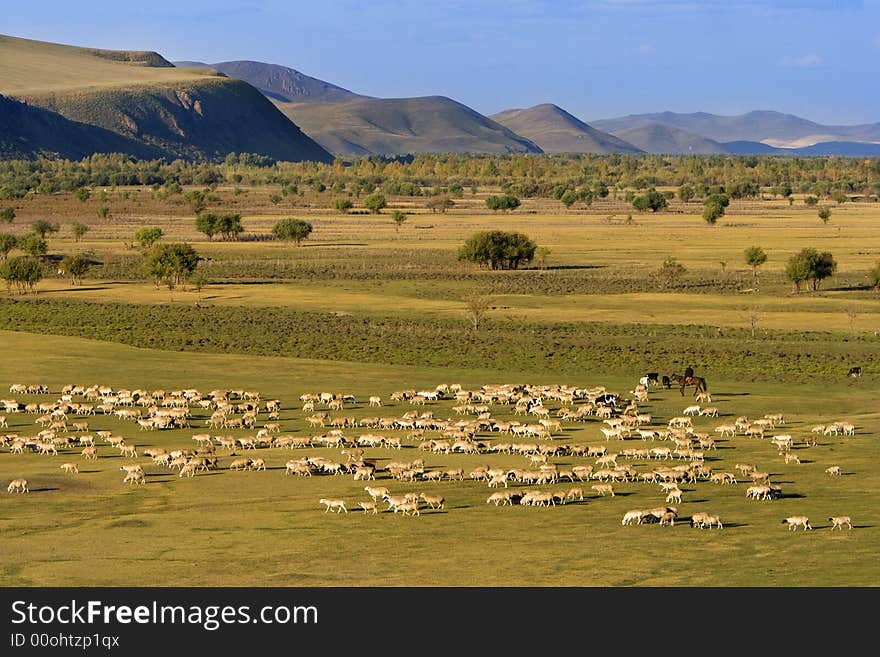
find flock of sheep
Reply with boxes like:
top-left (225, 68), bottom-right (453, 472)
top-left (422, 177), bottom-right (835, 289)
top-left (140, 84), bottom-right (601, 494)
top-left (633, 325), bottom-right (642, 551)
top-left (1, 378), bottom-right (858, 533)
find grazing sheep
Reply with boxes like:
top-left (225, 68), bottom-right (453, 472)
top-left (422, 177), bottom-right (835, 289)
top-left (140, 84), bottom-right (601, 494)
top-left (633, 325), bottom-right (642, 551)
top-left (364, 486), bottom-right (390, 502)
top-left (319, 498), bottom-right (348, 513)
top-left (622, 510), bottom-right (644, 526)
top-left (659, 511), bottom-right (677, 526)
top-left (782, 515), bottom-right (812, 531)
top-left (665, 489), bottom-right (683, 504)
top-left (825, 466), bottom-right (841, 476)
top-left (358, 501), bottom-right (378, 514)
top-left (248, 458), bottom-right (266, 471)
top-left (60, 462), bottom-right (79, 474)
top-left (419, 493), bottom-right (445, 510)
top-left (591, 484), bottom-right (614, 497)
top-left (394, 501), bottom-right (421, 516)
top-left (486, 491), bottom-right (512, 506)
top-left (828, 516), bottom-right (852, 531)
top-left (7, 478), bottom-right (28, 493)
top-left (229, 458), bottom-right (251, 471)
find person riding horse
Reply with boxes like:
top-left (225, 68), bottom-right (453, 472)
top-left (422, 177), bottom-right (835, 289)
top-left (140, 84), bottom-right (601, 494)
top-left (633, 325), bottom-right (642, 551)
top-left (684, 365), bottom-right (694, 385)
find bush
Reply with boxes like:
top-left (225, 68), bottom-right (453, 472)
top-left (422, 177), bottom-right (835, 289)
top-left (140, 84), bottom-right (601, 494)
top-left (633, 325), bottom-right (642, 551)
top-left (144, 242), bottom-right (200, 289)
top-left (485, 194), bottom-right (521, 212)
top-left (18, 234), bottom-right (47, 258)
top-left (657, 257), bottom-right (686, 288)
top-left (632, 188), bottom-right (667, 213)
top-left (60, 254), bottom-right (90, 285)
top-left (363, 193), bottom-right (387, 214)
top-left (272, 218), bottom-right (313, 246)
top-left (0, 208), bottom-right (14, 223)
top-left (0, 233), bottom-right (16, 259)
top-left (333, 198), bottom-right (354, 213)
top-left (134, 227), bottom-right (164, 249)
top-left (458, 230), bottom-right (536, 270)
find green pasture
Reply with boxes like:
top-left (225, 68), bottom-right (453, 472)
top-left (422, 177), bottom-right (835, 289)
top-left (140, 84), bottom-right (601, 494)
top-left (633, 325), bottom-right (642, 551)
top-left (0, 332), bottom-right (877, 587)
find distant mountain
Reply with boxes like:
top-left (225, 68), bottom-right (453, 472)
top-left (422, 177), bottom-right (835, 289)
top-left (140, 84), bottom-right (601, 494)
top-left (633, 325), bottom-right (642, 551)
top-left (209, 61), bottom-right (366, 104)
top-left (278, 96), bottom-right (543, 156)
top-left (721, 141), bottom-right (784, 155)
top-left (593, 110), bottom-right (880, 147)
top-left (0, 94), bottom-right (166, 160)
top-left (489, 104), bottom-right (641, 154)
top-left (0, 34), bottom-right (332, 163)
top-left (611, 123), bottom-right (727, 155)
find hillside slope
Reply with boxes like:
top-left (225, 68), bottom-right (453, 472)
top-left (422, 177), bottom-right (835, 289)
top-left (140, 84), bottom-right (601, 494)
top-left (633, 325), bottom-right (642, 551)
top-left (611, 122), bottom-right (727, 154)
top-left (0, 94), bottom-right (166, 160)
top-left (490, 104), bottom-right (641, 154)
top-left (0, 35), bottom-right (331, 162)
top-left (278, 95), bottom-right (543, 156)
top-left (208, 60), bottom-right (366, 104)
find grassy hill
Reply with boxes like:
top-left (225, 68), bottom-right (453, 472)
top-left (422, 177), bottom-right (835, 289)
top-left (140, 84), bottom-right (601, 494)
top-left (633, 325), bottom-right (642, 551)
top-left (611, 122), bottom-right (728, 155)
top-left (0, 35), bottom-right (332, 162)
top-left (490, 104), bottom-right (642, 154)
top-left (276, 95), bottom-right (542, 156)
top-left (0, 94), bottom-right (165, 160)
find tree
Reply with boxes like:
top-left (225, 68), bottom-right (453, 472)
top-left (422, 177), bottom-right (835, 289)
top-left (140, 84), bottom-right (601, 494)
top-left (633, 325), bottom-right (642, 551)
top-left (185, 190), bottom-right (207, 215)
top-left (0, 233), bottom-right (16, 259)
top-left (458, 230), bottom-right (537, 270)
top-left (96, 206), bottom-right (110, 219)
top-left (32, 220), bottom-right (59, 239)
top-left (426, 196), bottom-right (455, 213)
top-left (75, 187), bottom-right (91, 202)
top-left (786, 247), bottom-right (837, 293)
top-left (18, 234), bottom-right (47, 258)
top-left (632, 188), bottom-right (667, 213)
top-left (71, 222), bottom-right (90, 242)
top-left (363, 192), bottom-right (387, 214)
top-left (213, 213), bottom-right (244, 241)
top-left (272, 218), bottom-right (313, 246)
top-left (145, 242), bottom-right (200, 289)
top-left (833, 192), bottom-right (849, 204)
top-left (560, 189), bottom-right (578, 208)
top-left (269, 194), bottom-right (282, 206)
top-left (657, 257), bottom-right (686, 288)
top-left (0, 208), bottom-right (14, 223)
top-left (195, 213), bottom-right (219, 240)
top-left (702, 202), bottom-right (724, 225)
top-left (463, 294), bottom-right (494, 331)
top-left (844, 304), bottom-right (859, 334)
top-left (0, 256), bottom-right (42, 294)
top-left (392, 210), bottom-right (407, 232)
top-left (743, 246), bottom-right (767, 284)
top-left (333, 198), bottom-right (353, 213)
top-left (870, 261), bottom-right (880, 292)
top-left (134, 227), bottom-right (164, 249)
top-left (678, 185), bottom-right (695, 203)
top-left (818, 208), bottom-right (832, 224)
top-left (60, 254), bottom-right (90, 285)
top-left (746, 306), bottom-right (761, 339)
top-left (804, 195), bottom-right (819, 206)
top-left (485, 194), bottom-right (521, 212)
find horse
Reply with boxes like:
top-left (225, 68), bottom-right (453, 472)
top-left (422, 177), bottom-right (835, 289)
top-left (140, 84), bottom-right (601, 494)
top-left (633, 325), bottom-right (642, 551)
top-left (670, 373), bottom-right (707, 397)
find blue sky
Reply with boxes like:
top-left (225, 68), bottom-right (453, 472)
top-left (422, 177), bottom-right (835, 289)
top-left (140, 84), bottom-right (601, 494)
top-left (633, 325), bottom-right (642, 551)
top-left (5, 0), bottom-right (878, 124)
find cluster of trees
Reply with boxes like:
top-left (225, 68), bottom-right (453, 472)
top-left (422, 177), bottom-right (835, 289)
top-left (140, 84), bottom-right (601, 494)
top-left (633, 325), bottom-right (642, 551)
top-left (195, 213), bottom-right (244, 241)
top-left (272, 218), bottom-right (313, 246)
top-left (785, 248), bottom-right (837, 293)
top-left (485, 194), bottom-right (521, 212)
top-left (632, 188), bottom-right (669, 213)
top-left (458, 230), bottom-right (537, 270)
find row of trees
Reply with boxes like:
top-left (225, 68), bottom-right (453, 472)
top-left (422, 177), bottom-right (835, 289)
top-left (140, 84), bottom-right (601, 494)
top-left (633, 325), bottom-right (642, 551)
top-left (6, 152), bottom-right (880, 202)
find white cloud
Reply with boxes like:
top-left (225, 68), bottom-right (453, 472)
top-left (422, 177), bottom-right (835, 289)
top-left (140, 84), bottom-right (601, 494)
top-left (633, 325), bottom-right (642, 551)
top-left (781, 53), bottom-right (822, 67)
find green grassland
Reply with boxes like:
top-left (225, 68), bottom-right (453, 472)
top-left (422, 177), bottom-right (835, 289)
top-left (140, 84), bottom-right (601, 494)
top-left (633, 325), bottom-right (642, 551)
top-left (0, 331), bottom-right (877, 587)
top-left (0, 184), bottom-right (878, 587)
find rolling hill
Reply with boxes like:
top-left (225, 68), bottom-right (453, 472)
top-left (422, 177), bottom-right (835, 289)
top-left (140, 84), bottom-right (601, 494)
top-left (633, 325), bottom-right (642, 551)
top-left (276, 96), bottom-right (543, 156)
top-left (197, 59), bottom-right (541, 156)
top-left (593, 110), bottom-right (880, 147)
top-left (610, 123), bottom-right (727, 155)
top-left (0, 35), bottom-right (332, 162)
top-left (489, 104), bottom-right (641, 154)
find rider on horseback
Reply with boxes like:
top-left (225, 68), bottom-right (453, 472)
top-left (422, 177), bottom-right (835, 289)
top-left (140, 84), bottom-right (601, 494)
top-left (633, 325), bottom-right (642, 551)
top-left (684, 365), bottom-right (694, 385)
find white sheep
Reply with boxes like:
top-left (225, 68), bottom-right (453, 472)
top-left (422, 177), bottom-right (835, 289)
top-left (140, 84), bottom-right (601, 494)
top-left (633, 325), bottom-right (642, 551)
top-left (7, 478), bottom-right (28, 493)
top-left (828, 516), bottom-right (852, 530)
top-left (319, 498), bottom-right (348, 513)
top-left (782, 515), bottom-right (812, 531)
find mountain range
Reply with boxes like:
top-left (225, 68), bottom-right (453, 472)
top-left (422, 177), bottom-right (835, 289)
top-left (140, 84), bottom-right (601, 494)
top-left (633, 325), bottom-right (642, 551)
top-left (2, 34), bottom-right (879, 162)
